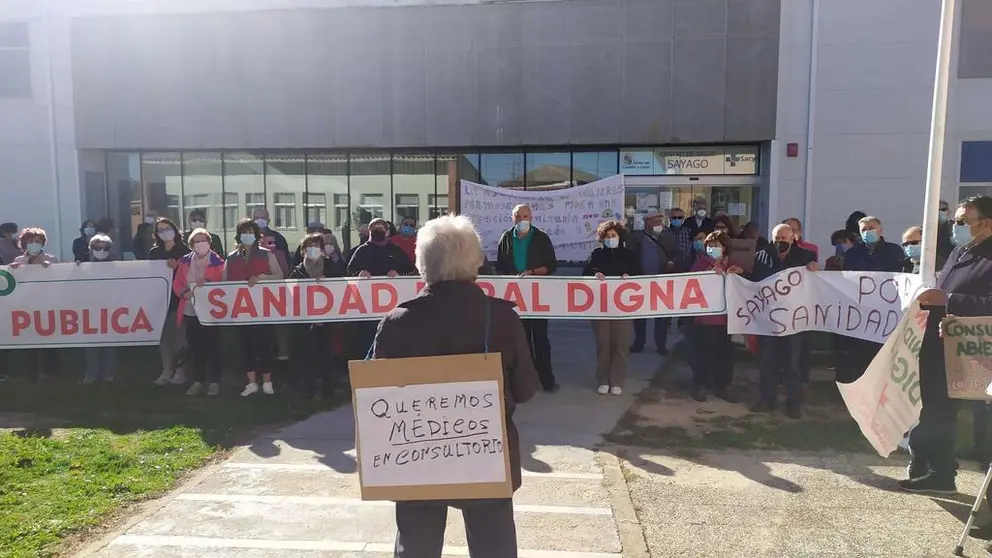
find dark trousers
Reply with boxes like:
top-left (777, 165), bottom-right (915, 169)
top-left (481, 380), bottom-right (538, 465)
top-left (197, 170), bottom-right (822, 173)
top-left (633, 318), bottom-right (670, 350)
top-left (799, 333), bottom-right (812, 383)
top-left (300, 325), bottom-right (337, 396)
top-left (185, 316), bottom-right (221, 384)
top-left (972, 401), bottom-right (991, 456)
top-left (24, 349), bottom-right (59, 379)
top-left (758, 335), bottom-right (803, 408)
top-left (394, 499), bottom-right (517, 558)
top-left (236, 324), bottom-right (275, 374)
top-left (909, 335), bottom-right (959, 481)
top-left (837, 338), bottom-right (881, 383)
top-left (690, 324), bottom-right (734, 390)
top-left (523, 319), bottom-right (555, 389)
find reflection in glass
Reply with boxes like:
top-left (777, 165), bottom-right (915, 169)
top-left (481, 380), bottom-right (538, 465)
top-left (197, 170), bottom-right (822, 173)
top-left (307, 153), bottom-right (350, 250)
top-left (525, 152), bottom-right (571, 190)
top-left (105, 152), bottom-right (141, 254)
top-left (223, 153), bottom-right (264, 232)
top-left (480, 152), bottom-right (524, 189)
top-left (437, 153), bottom-right (479, 218)
top-left (393, 153), bottom-right (434, 226)
top-left (141, 152), bottom-right (183, 227)
top-left (182, 153), bottom-right (223, 250)
top-left (573, 151), bottom-right (619, 184)
top-left (264, 154), bottom-right (305, 243)
top-left (349, 152), bottom-right (391, 247)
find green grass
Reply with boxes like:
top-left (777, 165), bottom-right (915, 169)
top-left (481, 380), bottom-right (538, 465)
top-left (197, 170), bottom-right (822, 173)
top-left (0, 345), bottom-right (346, 558)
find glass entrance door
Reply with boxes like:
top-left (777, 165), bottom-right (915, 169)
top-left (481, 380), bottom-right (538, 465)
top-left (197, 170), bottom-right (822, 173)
top-left (624, 184), bottom-right (757, 234)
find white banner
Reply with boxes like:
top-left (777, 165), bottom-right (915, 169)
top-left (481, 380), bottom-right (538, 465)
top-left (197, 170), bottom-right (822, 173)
top-left (0, 261), bottom-right (173, 349)
top-left (725, 269), bottom-right (924, 343)
top-left (459, 175), bottom-right (625, 262)
top-left (191, 273), bottom-right (726, 325)
top-left (837, 298), bottom-right (928, 456)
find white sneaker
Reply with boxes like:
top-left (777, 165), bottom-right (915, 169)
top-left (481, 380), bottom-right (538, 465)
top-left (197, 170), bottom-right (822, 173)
top-left (170, 370), bottom-right (187, 385)
top-left (262, 382), bottom-right (275, 395)
top-left (610, 387), bottom-right (623, 396)
top-left (153, 372), bottom-right (171, 386)
top-left (597, 385), bottom-right (610, 395)
top-left (241, 383), bottom-right (259, 397)
top-left (186, 382), bottom-right (203, 396)
top-left (207, 383), bottom-right (220, 396)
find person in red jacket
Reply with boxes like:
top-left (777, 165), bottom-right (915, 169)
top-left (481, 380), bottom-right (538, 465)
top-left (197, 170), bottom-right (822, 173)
top-left (391, 216), bottom-right (418, 264)
top-left (688, 230), bottom-right (743, 403)
top-left (174, 227), bottom-right (226, 396)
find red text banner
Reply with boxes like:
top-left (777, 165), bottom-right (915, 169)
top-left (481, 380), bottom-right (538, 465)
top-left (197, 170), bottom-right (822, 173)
top-left (191, 273), bottom-right (726, 325)
top-left (0, 261), bottom-right (173, 349)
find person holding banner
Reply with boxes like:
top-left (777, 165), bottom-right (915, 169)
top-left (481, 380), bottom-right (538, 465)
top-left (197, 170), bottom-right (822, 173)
top-left (495, 204), bottom-right (559, 393)
top-left (900, 196), bottom-right (992, 495)
top-left (627, 210), bottom-right (680, 355)
top-left (584, 220), bottom-right (640, 396)
top-left (225, 218), bottom-right (285, 396)
top-left (82, 234), bottom-right (118, 383)
top-left (9, 228), bottom-right (61, 379)
top-left (149, 218), bottom-right (192, 387)
top-left (174, 228), bottom-right (226, 396)
top-left (749, 223), bottom-right (817, 419)
top-left (370, 214), bottom-right (540, 558)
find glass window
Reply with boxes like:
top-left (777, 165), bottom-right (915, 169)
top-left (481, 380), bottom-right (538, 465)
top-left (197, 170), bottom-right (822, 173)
top-left (0, 22), bottom-right (30, 98)
top-left (480, 152), bottom-right (524, 189)
top-left (307, 153), bottom-right (350, 249)
top-left (573, 151), bottom-right (619, 184)
top-left (525, 152), bottom-right (571, 190)
top-left (141, 152), bottom-right (183, 227)
top-left (959, 0), bottom-right (992, 79)
top-left (105, 152), bottom-right (141, 254)
top-left (429, 194), bottom-right (449, 219)
top-left (349, 152), bottom-right (392, 247)
top-left (961, 141), bottom-right (992, 183)
top-left (222, 192), bottom-right (239, 238)
top-left (182, 153), bottom-right (224, 247)
top-left (304, 193), bottom-right (327, 225)
top-left (393, 153), bottom-right (434, 226)
top-left (224, 152), bottom-right (265, 229)
top-left (264, 153), bottom-right (305, 235)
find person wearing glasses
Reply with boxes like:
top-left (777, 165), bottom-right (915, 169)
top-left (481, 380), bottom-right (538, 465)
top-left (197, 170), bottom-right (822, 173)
top-left (900, 226), bottom-right (946, 274)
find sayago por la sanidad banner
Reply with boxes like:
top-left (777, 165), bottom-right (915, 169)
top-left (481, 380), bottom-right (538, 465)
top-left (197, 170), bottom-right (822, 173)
top-left (0, 261), bottom-right (173, 349)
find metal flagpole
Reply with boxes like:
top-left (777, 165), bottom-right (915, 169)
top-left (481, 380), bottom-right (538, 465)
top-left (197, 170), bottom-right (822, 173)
top-left (920, 0), bottom-right (958, 286)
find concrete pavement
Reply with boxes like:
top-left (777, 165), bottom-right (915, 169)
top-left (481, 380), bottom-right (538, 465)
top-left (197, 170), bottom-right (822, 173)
top-left (79, 320), bottom-right (667, 558)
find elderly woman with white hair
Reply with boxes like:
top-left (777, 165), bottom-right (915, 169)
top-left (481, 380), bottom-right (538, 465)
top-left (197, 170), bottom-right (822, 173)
top-left (83, 233), bottom-right (118, 383)
top-left (370, 215), bottom-right (540, 558)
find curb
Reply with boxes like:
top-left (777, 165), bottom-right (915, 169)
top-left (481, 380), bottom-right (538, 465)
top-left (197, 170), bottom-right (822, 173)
top-left (597, 446), bottom-right (651, 558)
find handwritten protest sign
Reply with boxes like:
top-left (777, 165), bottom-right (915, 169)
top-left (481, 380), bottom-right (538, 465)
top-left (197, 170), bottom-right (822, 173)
top-left (837, 297), bottom-right (929, 456)
top-left (349, 353), bottom-right (512, 501)
top-left (726, 269), bottom-right (923, 343)
top-left (192, 273), bottom-right (726, 325)
top-left (943, 316), bottom-right (992, 400)
top-left (459, 175), bottom-right (625, 262)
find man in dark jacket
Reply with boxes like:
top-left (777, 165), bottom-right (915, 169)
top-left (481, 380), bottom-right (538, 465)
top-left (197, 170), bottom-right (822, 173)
top-left (937, 199), bottom-right (954, 259)
top-left (686, 197), bottom-right (716, 237)
top-left (372, 215), bottom-right (540, 557)
top-left (750, 224), bottom-right (818, 419)
top-left (184, 209), bottom-right (226, 258)
top-left (627, 210), bottom-right (681, 355)
top-left (495, 204), bottom-right (559, 392)
top-left (899, 196), bottom-right (992, 497)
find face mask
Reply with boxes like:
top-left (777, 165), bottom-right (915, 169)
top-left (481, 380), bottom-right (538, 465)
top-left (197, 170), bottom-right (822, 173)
top-left (651, 225), bottom-right (665, 234)
top-left (255, 219), bottom-right (268, 229)
top-left (705, 246), bottom-right (723, 259)
top-left (515, 220), bottom-right (531, 234)
top-left (26, 242), bottom-right (43, 256)
top-left (861, 230), bottom-right (879, 244)
top-left (193, 241), bottom-right (210, 256)
top-left (692, 240), bottom-right (705, 252)
top-left (92, 249), bottom-right (109, 261)
top-left (400, 225), bottom-right (415, 237)
top-left (158, 229), bottom-right (175, 242)
top-left (952, 223), bottom-right (973, 246)
top-left (604, 237), bottom-right (619, 249)
top-left (370, 229), bottom-right (387, 242)
top-left (190, 220), bottom-right (205, 230)
top-left (83, 227), bottom-right (95, 236)
top-left (696, 209), bottom-right (707, 218)
top-left (904, 244), bottom-right (921, 260)
top-left (305, 247), bottom-right (323, 261)
top-left (670, 218), bottom-right (683, 228)
top-left (938, 211), bottom-right (948, 223)
top-left (144, 216), bottom-right (157, 225)
top-left (239, 233), bottom-right (256, 246)
top-left (776, 240), bottom-right (791, 253)
top-left (834, 243), bottom-right (850, 255)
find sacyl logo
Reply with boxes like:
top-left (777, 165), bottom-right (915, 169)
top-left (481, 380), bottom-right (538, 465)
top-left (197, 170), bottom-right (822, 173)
top-left (0, 269), bottom-right (15, 297)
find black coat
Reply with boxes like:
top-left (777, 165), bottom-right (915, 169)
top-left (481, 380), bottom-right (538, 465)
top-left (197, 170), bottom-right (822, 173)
top-left (842, 238), bottom-right (905, 272)
top-left (687, 216), bottom-right (716, 237)
top-left (582, 247), bottom-right (640, 277)
top-left (495, 227), bottom-right (557, 275)
top-left (346, 241), bottom-right (414, 277)
top-left (749, 244), bottom-right (816, 282)
top-left (289, 257), bottom-right (345, 280)
top-left (72, 236), bottom-right (90, 262)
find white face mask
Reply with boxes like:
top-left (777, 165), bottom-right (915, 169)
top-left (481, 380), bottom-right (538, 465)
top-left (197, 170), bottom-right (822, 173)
top-left (92, 249), bottom-right (109, 261)
top-left (696, 209), bottom-right (707, 218)
top-left (26, 242), bottom-right (43, 256)
top-left (255, 218), bottom-right (268, 229)
top-left (193, 241), bottom-right (210, 256)
top-left (305, 247), bottom-right (323, 261)
top-left (145, 216), bottom-right (157, 225)
top-left (190, 220), bottom-right (205, 230)
top-left (158, 229), bottom-right (175, 242)
top-left (651, 225), bottom-right (665, 234)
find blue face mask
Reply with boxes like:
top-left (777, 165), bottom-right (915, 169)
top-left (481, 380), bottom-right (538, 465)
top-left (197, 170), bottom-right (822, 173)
top-left (515, 221), bottom-right (531, 235)
top-left (239, 233), bottom-right (256, 246)
top-left (938, 210), bottom-right (948, 223)
top-left (603, 237), bottom-right (619, 249)
top-left (904, 244), bottom-right (921, 260)
top-left (83, 226), bottom-right (95, 236)
top-left (834, 242), bottom-right (850, 256)
top-left (692, 239), bottom-right (705, 252)
top-left (400, 225), bottom-right (415, 237)
top-left (705, 245), bottom-right (723, 259)
top-left (670, 218), bottom-right (683, 228)
top-left (861, 230), bottom-right (879, 245)
top-left (952, 223), bottom-right (972, 246)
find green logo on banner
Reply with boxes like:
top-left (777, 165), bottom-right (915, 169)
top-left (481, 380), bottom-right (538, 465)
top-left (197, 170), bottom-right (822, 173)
top-left (0, 270), bottom-right (15, 297)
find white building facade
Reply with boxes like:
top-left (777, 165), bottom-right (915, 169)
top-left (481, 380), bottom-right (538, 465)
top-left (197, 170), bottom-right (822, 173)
top-left (1, 0), bottom-right (990, 260)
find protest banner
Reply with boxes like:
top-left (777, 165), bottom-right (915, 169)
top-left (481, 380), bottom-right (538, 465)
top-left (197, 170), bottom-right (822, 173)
top-left (191, 272), bottom-right (727, 325)
top-left (349, 353), bottom-right (512, 501)
top-left (943, 316), bottom-right (992, 400)
top-left (459, 175), bottom-right (625, 262)
top-left (726, 269), bottom-right (923, 343)
top-left (0, 261), bottom-right (173, 349)
top-left (837, 297), bottom-right (929, 456)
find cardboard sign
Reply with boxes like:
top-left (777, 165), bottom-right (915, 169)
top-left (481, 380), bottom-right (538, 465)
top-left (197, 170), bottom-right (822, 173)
top-left (943, 316), bottom-right (992, 400)
top-left (349, 353), bottom-right (512, 501)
